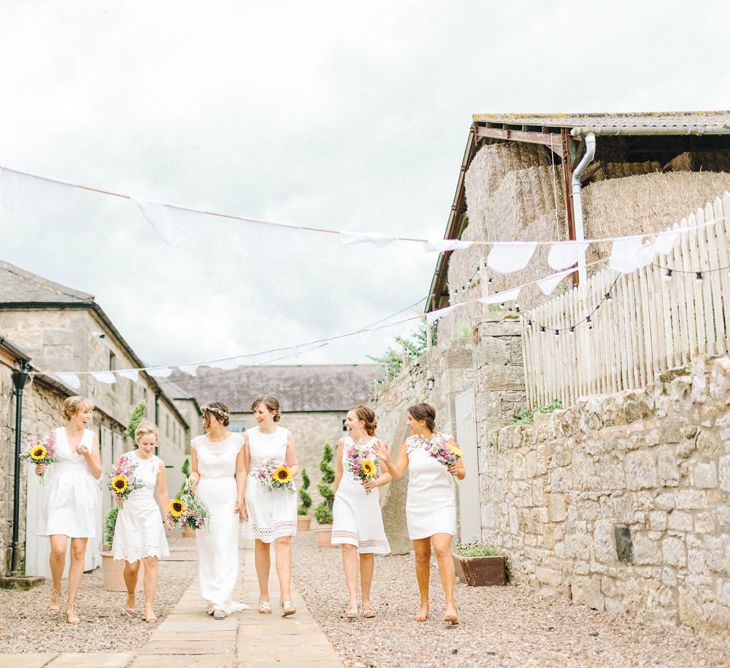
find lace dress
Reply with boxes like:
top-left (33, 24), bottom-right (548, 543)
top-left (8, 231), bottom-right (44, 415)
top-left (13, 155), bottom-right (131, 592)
top-left (192, 433), bottom-right (246, 614)
top-left (405, 433), bottom-right (456, 540)
top-left (38, 428), bottom-right (100, 538)
top-left (331, 436), bottom-right (390, 554)
top-left (112, 451), bottom-right (169, 563)
top-left (245, 426), bottom-right (297, 543)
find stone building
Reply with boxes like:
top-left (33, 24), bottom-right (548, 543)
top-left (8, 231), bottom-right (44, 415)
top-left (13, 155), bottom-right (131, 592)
top-left (0, 260), bottom-right (197, 576)
top-left (373, 113), bottom-right (730, 639)
top-left (169, 364), bottom-right (383, 501)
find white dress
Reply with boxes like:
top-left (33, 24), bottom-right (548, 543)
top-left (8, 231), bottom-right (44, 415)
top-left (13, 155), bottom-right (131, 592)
top-left (332, 436), bottom-right (390, 555)
top-left (405, 433), bottom-right (457, 540)
top-left (245, 426), bottom-right (297, 543)
top-left (111, 451), bottom-right (169, 563)
top-left (192, 433), bottom-right (246, 614)
top-left (38, 428), bottom-right (99, 538)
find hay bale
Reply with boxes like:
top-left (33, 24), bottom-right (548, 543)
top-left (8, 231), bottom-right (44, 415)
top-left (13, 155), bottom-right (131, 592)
top-left (664, 151), bottom-right (730, 173)
top-left (587, 161), bottom-right (663, 182)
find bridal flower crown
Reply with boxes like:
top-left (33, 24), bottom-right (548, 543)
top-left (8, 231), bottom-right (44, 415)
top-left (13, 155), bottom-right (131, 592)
top-left (201, 405), bottom-right (230, 421)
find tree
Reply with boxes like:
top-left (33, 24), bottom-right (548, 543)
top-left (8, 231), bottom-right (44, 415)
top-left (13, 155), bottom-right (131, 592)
top-left (298, 468), bottom-right (312, 516)
top-left (314, 443), bottom-right (335, 525)
top-left (126, 401), bottom-right (147, 440)
top-left (369, 321), bottom-right (430, 381)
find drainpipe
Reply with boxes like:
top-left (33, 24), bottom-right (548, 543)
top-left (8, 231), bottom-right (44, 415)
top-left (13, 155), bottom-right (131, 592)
top-left (570, 132), bottom-right (596, 285)
top-left (154, 392), bottom-right (160, 456)
top-left (10, 363), bottom-right (31, 574)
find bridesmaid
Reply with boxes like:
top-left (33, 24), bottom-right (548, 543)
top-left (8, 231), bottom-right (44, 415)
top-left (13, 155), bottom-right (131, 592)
top-left (243, 396), bottom-right (299, 617)
top-left (112, 421), bottom-right (170, 623)
top-left (189, 402), bottom-right (247, 619)
top-left (332, 405), bottom-right (390, 619)
top-left (374, 403), bottom-right (465, 625)
top-left (35, 396), bottom-right (102, 624)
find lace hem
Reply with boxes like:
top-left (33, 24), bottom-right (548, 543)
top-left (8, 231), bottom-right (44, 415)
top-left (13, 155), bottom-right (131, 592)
top-left (250, 520), bottom-right (296, 542)
top-left (111, 545), bottom-right (167, 563)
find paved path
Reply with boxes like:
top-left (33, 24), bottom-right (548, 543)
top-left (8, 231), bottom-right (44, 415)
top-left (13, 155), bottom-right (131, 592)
top-left (4, 544), bottom-right (342, 668)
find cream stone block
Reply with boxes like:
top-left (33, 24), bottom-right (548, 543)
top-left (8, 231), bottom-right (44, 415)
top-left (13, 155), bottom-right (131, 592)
top-left (625, 450), bottom-right (658, 490)
top-left (667, 510), bottom-right (693, 532)
top-left (693, 461), bottom-right (718, 488)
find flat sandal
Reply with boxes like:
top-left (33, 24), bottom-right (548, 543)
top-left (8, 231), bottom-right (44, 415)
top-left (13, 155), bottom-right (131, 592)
top-left (258, 600), bottom-right (272, 614)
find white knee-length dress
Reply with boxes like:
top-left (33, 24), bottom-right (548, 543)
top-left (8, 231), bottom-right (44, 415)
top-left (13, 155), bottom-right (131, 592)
top-left (405, 433), bottom-right (456, 540)
top-left (245, 426), bottom-right (297, 543)
top-left (332, 436), bottom-right (390, 554)
top-left (38, 427), bottom-right (100, 538)
top-left (112, 451), bottom-right (169, 563)
top-left (193, 433), bottom-right (246, 614)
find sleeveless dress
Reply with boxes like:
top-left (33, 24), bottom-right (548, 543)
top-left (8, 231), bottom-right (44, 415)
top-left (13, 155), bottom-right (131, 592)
top-left (192, 433), bottom-right (246, 614)
top-left (245, 426), bottom-right (297, 543)
top-left (111, 451), bottom-right (169, 563)
top-left (332, 436), bottom-right (390, 554)
top-left (405, 433), bottom-right (456, 540)
top-left (38, 427), bottom-right (99, 538)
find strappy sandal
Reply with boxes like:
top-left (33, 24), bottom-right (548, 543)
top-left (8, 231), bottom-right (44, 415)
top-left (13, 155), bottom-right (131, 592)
top-left (66, 605), bottom-right (80, 625)
top-left (49, 588), bottom-right (62, 615)
top-left (281, 600), bottom-right (296, 617)
top-left (258, 600), bottom-right (272, 614)
top-left (345, 602), bottom-right (358, 620)
top-left (361, 602), bottom-right (376, 618)
top-left (123, 594), bottom-right (135, 617)
top-left (212, 609), bottom-right (226, 620)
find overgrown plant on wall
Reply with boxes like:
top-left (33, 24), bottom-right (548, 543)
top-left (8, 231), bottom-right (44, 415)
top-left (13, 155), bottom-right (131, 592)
top-left (314, 443), bottom-right (335, 525)
top-left (370, 322), bottom-right (430, 381)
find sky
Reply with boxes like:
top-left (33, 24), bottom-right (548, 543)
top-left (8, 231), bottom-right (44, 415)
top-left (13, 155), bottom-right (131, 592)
top-left (0, 0), bottom-right (728, 373)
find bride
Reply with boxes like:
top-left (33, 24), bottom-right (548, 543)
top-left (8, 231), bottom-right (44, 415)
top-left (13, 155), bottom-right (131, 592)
top-left (189, 402), bottom-right (247, 619)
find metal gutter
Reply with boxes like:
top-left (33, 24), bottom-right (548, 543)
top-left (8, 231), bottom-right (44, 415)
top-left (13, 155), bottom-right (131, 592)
top-left (571, 125), bottom-right (730, 138)
top-left (570, 133), bottom-right (596, 284)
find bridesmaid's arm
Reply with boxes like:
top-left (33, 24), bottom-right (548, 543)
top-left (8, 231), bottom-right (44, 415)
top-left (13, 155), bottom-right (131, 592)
top-left (373, 440), bottom-right (408, 481)
top-left (189, 447), bottom-right (200, 492)
top-left (155, 458), bottom-right (170, 517)
top-left (447, 439), bottom-right (466, 480)
top-left (235, 440), bottom-right (247, 519)
top-left (83, 435), bottom-right (103, 479)
top-left (284, 431), bottom-right (299, 478)
top-left (333, 439), bottom-right (345, 493)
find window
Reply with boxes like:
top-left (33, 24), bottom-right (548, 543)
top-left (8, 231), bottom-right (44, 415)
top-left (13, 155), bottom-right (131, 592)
top-left (229, 420), bottom-right (246, 433)
top-left (108, 351), bottom-right (116, 371)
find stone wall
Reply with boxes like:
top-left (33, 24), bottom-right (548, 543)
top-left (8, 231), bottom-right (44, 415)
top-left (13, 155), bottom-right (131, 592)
top-left (481, 356), bottom-right (730, 639)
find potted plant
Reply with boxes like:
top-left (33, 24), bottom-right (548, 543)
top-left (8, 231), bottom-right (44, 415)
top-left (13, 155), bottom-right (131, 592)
top-left (313, 443), bottom-right (335, 547)
top-left (297, 468), bottom-right (313, 531)
top-left (452, 543), bottom-right (506, 586)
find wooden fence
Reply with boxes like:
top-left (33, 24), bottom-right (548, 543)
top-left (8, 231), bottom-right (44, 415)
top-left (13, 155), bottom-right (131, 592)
top-left (523, 193), bottom-right (730, 408)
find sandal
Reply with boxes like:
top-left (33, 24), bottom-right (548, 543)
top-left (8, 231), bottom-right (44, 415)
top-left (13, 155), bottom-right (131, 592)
top-left (212, 609), bottom-right (226, 620)
top-left (345, 602), bottom-right (358, 620)
top-left (258, 600), bottom-right (272, 615)
top-left (144, 606), bottom-right (157, 623)
top-left (443, 612), bottom-right (459, 626)
top-left (281, 600), bottom-right (296, 617)
top-left (123, 594), bottom-right (135, 617)
top-left (361, 602), bottom-right (376, 618)
top-left (66, 605), bottom-right (80, 625)
top-left (49, 588), bottom-right (62, 615)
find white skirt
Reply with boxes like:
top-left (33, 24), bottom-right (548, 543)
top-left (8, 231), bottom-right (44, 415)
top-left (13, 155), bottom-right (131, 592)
top-left (245, 476), bottom-right (297, 543)
top-left (112, 494), bottom-right (169, 563)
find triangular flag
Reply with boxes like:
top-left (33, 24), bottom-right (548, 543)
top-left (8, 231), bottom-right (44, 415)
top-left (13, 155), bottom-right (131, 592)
top-left (56, 373), bottom-right (81, 389)
top-left (338, 231), bottom-right (395, 248)
top-left (609, 237), bottom-right (656, 273)
top-left (426, 305), bottom-right (454, 325)
top-left (537, 270), bottom-right (573, 295)
top-left (135, 199), bottom-right (197, 247)
top-left (147, 367), bottom-right (172, 378)
top-left (479, 286), bottom-right (521, 305)
top-left (547, 241), bottom-right (589, 270)
top-left (117, 369), bottom-right (139, 382)
top-left (91, 371), bottom-right (116, 384)
top-left (177, 364), bottom-right (199, 376)
top-left (487, 243), bottom-right (537, 274)
top-left (423, 239), bottom-right (473, 253)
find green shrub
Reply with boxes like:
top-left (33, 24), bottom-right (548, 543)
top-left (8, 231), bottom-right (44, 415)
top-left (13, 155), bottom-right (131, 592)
top-left (314, 443), bottom-right (335, 525)
top-left (455, 542), bottom-right (500, 558)
top-left (369, 322), bottom-right (429, 381)
top-left (511, 399), bottom-right (563, 425)
top-left (126, 401), bottom-right (147, 440)
top-left (298, 468), bottom-right (312, 516)
top-left (104, 506), bottom-right (119, 547)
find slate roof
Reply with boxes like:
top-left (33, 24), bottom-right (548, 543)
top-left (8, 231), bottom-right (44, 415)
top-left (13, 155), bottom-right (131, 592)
top-left (0, 261), bottom-right (95, 305)
top-left (168, 364), bottom-right (385, 413)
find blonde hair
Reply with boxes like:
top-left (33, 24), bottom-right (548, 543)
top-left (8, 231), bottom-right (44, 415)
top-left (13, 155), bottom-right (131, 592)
top-left (62, 396), bottom-right (93, 421)
top-left (135, 421), bottom-right (159, 443)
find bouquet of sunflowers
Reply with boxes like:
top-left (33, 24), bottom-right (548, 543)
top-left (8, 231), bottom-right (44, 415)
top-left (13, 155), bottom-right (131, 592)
top-left (168, 481), bottom-right (209, 530)
top-left (425, 434), bottom-right (462, 473)
top-left (20, 432), bottom-right (57, 485)
top-left (254, 459), bottom-right (295, 493)
top-left (108, 456), bottom-right (144, 499)
top-left (345, 445), bottom-right (379, 494)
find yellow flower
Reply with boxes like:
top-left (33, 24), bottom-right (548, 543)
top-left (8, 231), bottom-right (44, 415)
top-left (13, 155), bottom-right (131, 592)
top-left (169, 499), bottom-right (185, 517)
top-left (30, 445), bottom-right (47, 461)
top-left (111, 475), bottom-right (128, 494)
top-left (449, 443), bottom-right (462, 458)
top-left (272, 466), bottom-right (292, 484)
top-left (361, 459), bottom-right (377, 478)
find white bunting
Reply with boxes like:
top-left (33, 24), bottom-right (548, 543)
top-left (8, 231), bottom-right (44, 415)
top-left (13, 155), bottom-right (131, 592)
top-left (653, 230), bottom-right (680, 255)
top-left (135, 199), bottom-right (197, 247)
top-left (177, 364), bottom-right (199, 376)
top-left (479, 286), bottom-right (521, 305)
top-left (537, 270), bottom-right (573, 295)
top-left (338, 231), bottom-right (395, 248)
top-left (547, 241), bottom-right (590, 270)
top-left (56, 373), bottom-right (81, 389)
top-left (426, 305), bottom-right (454, 325)
top-left (423, 238), bottom-right (473, 253)
top-left (147, 367), bottom-right (173, 378)
top-left (487, 243), bottom-right (537, 274)
top-left (209, 359), bottom-right (240, 370)
top-left (91, 371), bottom-right (116, 384)
top-left (117, 369), bottom-right (139, 382)
top-left (609, 237), bottom-right (656, 274)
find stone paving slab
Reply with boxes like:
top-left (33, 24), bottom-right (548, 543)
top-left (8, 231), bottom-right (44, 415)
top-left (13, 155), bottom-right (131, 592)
top-left (47, 653), bottom-right (135, 667)
top-left (0, 655), bottom-right (58, 668)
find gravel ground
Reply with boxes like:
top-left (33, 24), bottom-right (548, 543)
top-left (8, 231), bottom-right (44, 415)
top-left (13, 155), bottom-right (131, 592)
top-left (0, 556), bottom-right (196, 652)
top-left (293, 533), bottom-right (729, 668)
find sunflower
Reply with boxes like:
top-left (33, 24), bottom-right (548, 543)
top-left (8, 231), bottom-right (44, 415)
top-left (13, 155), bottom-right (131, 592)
top-left (111, 475), bottom-right (129, 494)
top-left (169, 498), bottom-right (185, 517)
top-left (448, 443), bottom-right (463, 458)
top-left (30, 445), bottom-right (47, 461)
top-left (361, 459), bottom-right (377, 478)
top-left (272, 465), bottom-right (292, 484)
